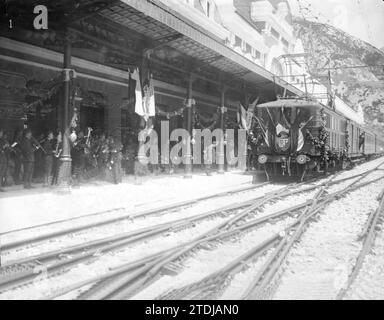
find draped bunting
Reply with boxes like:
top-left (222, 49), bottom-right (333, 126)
top-left (155, 105), bottom-right (186, 118)
top-left (237, 103), bottom-right (248, 131)
top-left (194, 108), bottom-right (220, 130)
top-left (23, 74), bottom-right (63, 111)
top-left (307, 108), bottom-right (330, 163)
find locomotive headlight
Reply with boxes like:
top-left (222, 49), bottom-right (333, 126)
top-left (258, 154), bottom-right (268, 164)
top-left (296, 155), bottom-right (307, 165)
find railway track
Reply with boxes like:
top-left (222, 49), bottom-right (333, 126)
top-left (0, 179), bottom-right (311, 297)
top-left (0, 161), bottom-right (382, 299)
top-left (154, 167), bottom-right (384, 300)
top-left (59, 165), bottom-right (383, 300)
top-left (241, 167), bottom-right (384, 300)
top-left (0, 182), bottom-right (271, 252)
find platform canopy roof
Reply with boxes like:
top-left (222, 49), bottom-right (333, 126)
top-left (257, 98), bottom-right (322, 109)
top-left (98, 0), bottom-right (303, 96)
top-left (2, 0), bottom-right (304, 100)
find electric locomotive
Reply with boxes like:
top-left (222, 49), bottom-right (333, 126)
top-left (252, 97), bottom-right (384, 180)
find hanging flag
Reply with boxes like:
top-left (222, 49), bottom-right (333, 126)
top-left (131, 68), bottom-right (144, 119)
top-left (253, 115), bottom-right (270, 147)
top-left (264, 128), bottom-right (270, 147)
top-left (297, 116), bottom-right (313, 152)
top-left (237, 103), bottom-right (248, 131)
top-left (143, 74), bottom-right (156, 119)
top-left (141, 56), bottom-right (156, 121)
top-left (247, 97), bottom-right (259, 124)
top-left (297, 129), bottom-right (305, 152)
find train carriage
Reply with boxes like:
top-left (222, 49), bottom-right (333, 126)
top-left (253, 97), bottom-right (384, 180)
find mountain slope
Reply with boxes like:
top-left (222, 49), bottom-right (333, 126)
top-left (293, 18), bottom-right (384, 135)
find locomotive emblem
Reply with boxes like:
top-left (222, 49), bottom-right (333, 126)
top-left (275, 124), bottom-right (291, 152)
top-left (276, 132), bottom-right (291, 152)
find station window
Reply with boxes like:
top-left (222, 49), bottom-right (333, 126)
top-left (282, 38), bottom-right (289, 48)
top-left (235, 35), bottom-right (242, 47)
top-left (241, 40), bottom-right (247, 52)
top-left (255, 21), bottom-right (266, 33)
top-left (271, 27), bottom-right (279, 39)
top-left (245, 43), bottom-right (252, 54)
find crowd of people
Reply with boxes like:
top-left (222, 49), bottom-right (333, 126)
top-left (0, 126), bottom-right (242, 192)
top-left (0, 127), bottom-right (127, 191)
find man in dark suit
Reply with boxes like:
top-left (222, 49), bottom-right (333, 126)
top-left (20, 129), bottom-right (36, 189)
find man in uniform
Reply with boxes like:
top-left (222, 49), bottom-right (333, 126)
top-left (51, 132), bottom-right (62, 186)
top-left (11, 129), bottom-right (23, 185)
top-left (42, 131), bottom-right (55, 187)
top-left (0, 129), bottom-right (10, 192)
top-left (108, 137), bottom-right (123, 184)
top-left (20, 129), bottom-right (36, 189)
top-left (203, 138), bottom-right (217, 176)
top-left (72, 131), bottom-right (86, 185)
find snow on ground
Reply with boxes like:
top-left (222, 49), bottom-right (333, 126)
top-left (273, 177), bottom-right (384, 300)
top-left (1, 183), bottom-right (282, 264)
top-left (345, 221), bottom-right (384, 300)
top-left (219, 251), bottom-right (271, 300)
top-left (0, 171), bottom-right (255, 234)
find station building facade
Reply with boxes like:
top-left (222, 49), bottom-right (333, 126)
top-left (0, 0), bottom-right (304, 140)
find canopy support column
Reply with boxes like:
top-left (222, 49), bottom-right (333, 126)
top-left (57, 33), bottom-right (73, 192)
top-left (184, 74), bottom-right (195, 179)
top-left (218, 86), bottom-right (228, 174)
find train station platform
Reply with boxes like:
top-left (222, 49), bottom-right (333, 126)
top-left (0, 170), bottom-right (257, 234)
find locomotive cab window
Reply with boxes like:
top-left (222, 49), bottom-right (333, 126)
top-left (256, 101), bottom-right (317, 154)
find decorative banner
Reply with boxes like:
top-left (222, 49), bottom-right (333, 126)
top-left (130, 68), bottom-right (144, 120)
top-left (156, 105), bottom-right (185, 119)
top-left (155, 99), bottom-right (195, 119)
top-left (194, 108), bottom-right (220, 130)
